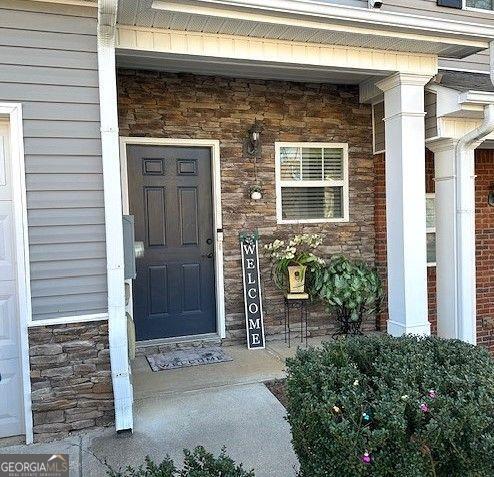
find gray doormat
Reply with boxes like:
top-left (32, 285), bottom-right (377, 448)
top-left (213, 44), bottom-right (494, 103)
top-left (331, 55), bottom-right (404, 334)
top-left (146, 346), bottom-right (233, 371)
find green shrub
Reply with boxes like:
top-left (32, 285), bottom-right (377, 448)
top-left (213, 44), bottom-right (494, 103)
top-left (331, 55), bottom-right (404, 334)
top-left (286, 335), bottom-right (494, 477)
top-left (311, 256), bottom-right (382, 335)
top-left (106, 446), bottom-right (255, 477)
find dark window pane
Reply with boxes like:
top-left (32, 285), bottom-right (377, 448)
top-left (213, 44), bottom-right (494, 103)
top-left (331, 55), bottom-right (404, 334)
top-left (466, 0), bottom-right (494, 9)
top-left (281, 187), bottom-right (343, 220)
top-left (324, 148), bottom-right (344, 180)
top-left (427, 232), bottom-right (436, 264)
top-left (301, 148), bottom-right (323, 180)
top-left (280, 147), bottom-right (301, 180)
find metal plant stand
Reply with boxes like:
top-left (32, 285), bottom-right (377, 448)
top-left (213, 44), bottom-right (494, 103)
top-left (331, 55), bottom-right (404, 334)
top-left (284, 294), bottom-right (309, 348)
top-left (332, 310), bottom-right (364, 339)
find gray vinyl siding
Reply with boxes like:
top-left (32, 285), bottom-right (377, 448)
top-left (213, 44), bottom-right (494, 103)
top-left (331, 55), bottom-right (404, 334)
top-left (373, 102), bottom-right (385, 154)
top-left (379, 0), bottom-right (492, 72)
top-left (425, 92), bottom-right (438, 140)
top-left (0, 0), bottom-right (107, 320)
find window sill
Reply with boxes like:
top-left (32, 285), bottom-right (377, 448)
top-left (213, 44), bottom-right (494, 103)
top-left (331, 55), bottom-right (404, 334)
top-left (464, 6), bottom-right (494, 15)
top-left (277, 217), bottom-right (350, 225)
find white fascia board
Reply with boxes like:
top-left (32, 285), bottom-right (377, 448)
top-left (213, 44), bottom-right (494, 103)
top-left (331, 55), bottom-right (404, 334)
top-left (459, 90), bottom-right (494, 105)
top-left (152, 0), bottom-right (494, 46)
top-left (429, 84), bottom-right (494, 119)
top-left (428, 84), bottom-right (462, 117)
top-left (27, 0), bottom-right (97, 6)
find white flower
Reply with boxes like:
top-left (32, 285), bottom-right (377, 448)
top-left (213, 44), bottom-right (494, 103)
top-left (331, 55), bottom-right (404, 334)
top-left (401, 395), bottom-right (409, 400)
top-left (353, 380), bottom-right (359, 386)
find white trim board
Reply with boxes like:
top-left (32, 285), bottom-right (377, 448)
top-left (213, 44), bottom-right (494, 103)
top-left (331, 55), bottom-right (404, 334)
top-left (28, 0), bottom-right (97, 7)
top-left (28, 313), bottom-right (109, 328)
top-left (0, 103), bottom-right (33, 445)
top-left (98, 9), bottom-right (134, 433)
top-left (116, 26), bottom-right (439, 77)
top-left (151, 0), bottom-right (494, 45)
top-left (437, 66), bottom-right (490, 75)
top-left (462, 0), bottom-right (494, 16)
top-left (119, 137), bottom-right (226, 340)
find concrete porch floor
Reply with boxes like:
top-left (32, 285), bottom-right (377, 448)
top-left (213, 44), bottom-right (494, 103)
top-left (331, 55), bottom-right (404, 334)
top-left (1, 338), bottom-right (331, 477)
top-left (131, 337), bottom-right (329, 400)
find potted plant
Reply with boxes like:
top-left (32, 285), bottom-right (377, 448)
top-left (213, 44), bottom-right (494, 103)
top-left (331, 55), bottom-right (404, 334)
top-left (264, 234), bottom-right (325, 294)
top-left (312, 256), bottom-right (382, 336)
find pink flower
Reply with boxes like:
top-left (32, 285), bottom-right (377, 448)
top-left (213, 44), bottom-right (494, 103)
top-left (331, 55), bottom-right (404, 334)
top-left (420, 403), bottom-right (429, 413)
top-left (428, 389), bottom-right (437, 399)
top-left (360, 451), bottom-right (372, 464)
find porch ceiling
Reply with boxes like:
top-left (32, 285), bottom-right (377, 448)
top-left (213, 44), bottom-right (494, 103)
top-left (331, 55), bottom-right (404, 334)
top-left (116, 51), bottom-right (381, 85)
top-left (117, 0), bottom-right (491, 59)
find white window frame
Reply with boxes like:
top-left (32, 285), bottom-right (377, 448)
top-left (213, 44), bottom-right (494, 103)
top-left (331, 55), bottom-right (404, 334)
top-left (275, 142), bottom-right (349, 224)
top-left (426, 192), bottom-right (437, 267)
top-left (463, 0), bottom-right (494, 14)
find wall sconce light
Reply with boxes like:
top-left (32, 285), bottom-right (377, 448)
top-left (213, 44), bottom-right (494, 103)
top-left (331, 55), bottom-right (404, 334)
top-left (250, 185), bottom-right (262, 201)
top-left (488, 184), bottom-right (494, 206)
top-left (247, 120), bottom-right (263, 158)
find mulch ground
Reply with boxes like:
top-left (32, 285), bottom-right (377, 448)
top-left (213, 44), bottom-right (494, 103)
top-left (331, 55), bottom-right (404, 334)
top-left (265, 379), bottom-right (288, 408)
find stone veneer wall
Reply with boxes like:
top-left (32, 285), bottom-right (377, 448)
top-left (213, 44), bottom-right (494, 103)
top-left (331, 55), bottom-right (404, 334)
top-left (374, 148), bottom-right (494, 353)
top-left (117, 70), bottom-right (377, 342)
top-left (28, 321), bottom-right (113, 442)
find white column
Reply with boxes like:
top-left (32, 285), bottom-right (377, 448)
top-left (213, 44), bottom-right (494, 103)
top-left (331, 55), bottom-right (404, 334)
top-left (376, 73), bottom-right (432, 336)
top-left (456, 144), bottom-right (478, 344)
top-left (427, 139), bottom-right (458, 340)
top-left (427, 138), bottom-right (478, 344)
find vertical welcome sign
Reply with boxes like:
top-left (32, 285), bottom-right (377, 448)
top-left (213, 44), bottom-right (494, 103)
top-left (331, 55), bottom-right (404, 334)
top-left (240, 232), bottom-right (266, 350)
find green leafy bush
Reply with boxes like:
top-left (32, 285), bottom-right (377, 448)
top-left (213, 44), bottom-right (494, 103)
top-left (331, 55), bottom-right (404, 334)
top-left (312, 256), bottom-right (382, 335)
top-left (286, 335), bottom-right (494, 477)
top-left (106, 446), bottom-right (254, 477)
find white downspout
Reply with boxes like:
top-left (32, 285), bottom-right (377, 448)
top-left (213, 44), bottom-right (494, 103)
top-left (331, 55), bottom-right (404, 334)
top-left (454, 44), bottom-right (494, 344)
top-left (97, 0), bottom-right (134, 431)
top-left (491, 40), bottom-right (494, 87)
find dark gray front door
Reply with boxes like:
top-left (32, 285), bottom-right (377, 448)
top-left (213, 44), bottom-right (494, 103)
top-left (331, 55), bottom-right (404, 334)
top-left (127, 145), bottom-right (217, 341)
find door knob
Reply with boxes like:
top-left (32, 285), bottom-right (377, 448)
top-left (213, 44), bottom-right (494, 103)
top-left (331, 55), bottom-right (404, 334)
top-left (134, 241), bottom-right (145, 258)
top-left (206, 238), bottom-right (213, 245)
top-left (202, 252), bottom-right (213, 259)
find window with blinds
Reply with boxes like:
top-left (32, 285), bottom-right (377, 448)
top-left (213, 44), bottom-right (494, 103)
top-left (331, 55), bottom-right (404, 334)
top-left (426, 194), bottom-right (436, 266)
top-left (466, 0), bottom-right (494, 11)
top-left (276, 143), bottom-right (349, 223)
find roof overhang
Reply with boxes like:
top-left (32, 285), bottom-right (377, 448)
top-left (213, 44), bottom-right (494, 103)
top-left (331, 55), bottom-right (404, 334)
top-left (428, 83), bottom-right (494, 119)
top-left (116, 24), bottom-right (438, 85)
top-left (134, 0), bottom-right (494, 58)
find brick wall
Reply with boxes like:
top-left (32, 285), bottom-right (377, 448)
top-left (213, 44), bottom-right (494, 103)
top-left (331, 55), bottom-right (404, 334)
top-left (28, 321), bottom-right (114, 442)
top-left (475, 149), bottom-right (494, 352)
top-left (117, 70), bottom-right (377, 341)
top-left (375, 148), bottom-right (494, 352)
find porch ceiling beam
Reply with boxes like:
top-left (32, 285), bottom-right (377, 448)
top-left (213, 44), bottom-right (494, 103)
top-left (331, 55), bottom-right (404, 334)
top-left (116, 26), bottom-right (438, 77)
top-left (151, 0), bottom-right (494, 48)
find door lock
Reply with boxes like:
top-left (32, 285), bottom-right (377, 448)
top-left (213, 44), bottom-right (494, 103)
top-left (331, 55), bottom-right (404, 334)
top-left (202, 252), bottom-right (214, 259)
top-left (206, 238), bottom-right (213, 245)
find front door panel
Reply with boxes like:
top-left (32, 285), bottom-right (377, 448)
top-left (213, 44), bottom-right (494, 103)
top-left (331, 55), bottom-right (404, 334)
top-left (127, 145), bottom-right (217, 341)
top-left (0, 121), bottom-right (24, 438)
